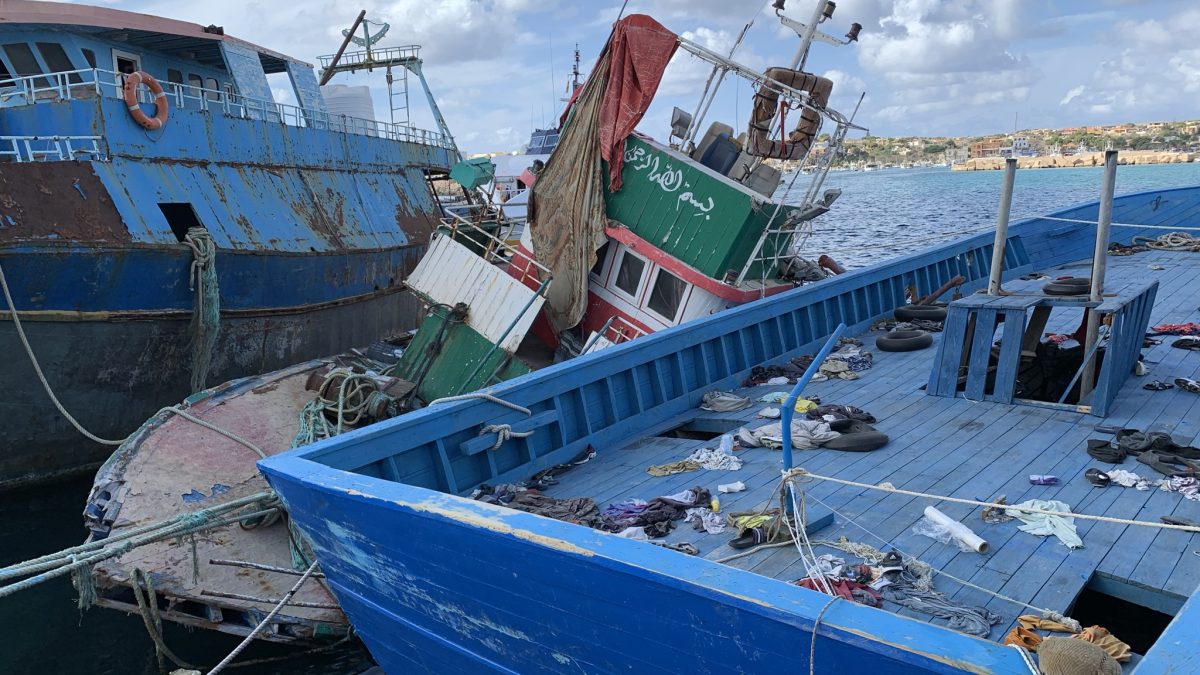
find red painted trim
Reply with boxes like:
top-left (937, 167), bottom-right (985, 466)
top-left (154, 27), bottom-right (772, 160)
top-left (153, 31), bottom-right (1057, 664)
top-left (604, 226), bottom-right (791, 302)
top-left (581, 291), bottom-right (654, 338)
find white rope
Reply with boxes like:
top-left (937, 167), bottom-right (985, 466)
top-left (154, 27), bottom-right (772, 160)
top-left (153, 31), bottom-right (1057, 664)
top-left (784, 479), bottom-right (834, 596)
top-left (1030, 215), bottom-right (1200, 232)
top-left (428, 391), bottom-right (531, 416)
top-left (0, 259), bottom-right (126, 445)
top-left (161, 406), bottom-right (265, 459)
top-left (478, 423), bottom-right (533, 450)
top-left (206, 560), bottom-right (320, 675)
top-left (1008, 643), bottom-right (1041, 675)
top-left (809, 595), bottom-right (839, 675)
top-left (788, 468), bottom-right (1200, 533)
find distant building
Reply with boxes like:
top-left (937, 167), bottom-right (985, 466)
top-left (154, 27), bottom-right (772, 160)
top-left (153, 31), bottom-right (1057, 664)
top-left (944, 147), bottom-right (968, 164)
top-left (968, 138), bottom-right (1005, 158)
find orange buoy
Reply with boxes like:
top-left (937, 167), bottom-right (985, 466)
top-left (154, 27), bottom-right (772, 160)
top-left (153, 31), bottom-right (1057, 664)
top-left (123, 71), bottom-right (169, 130)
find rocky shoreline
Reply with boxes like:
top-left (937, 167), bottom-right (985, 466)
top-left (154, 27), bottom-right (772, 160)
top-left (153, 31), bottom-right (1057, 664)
top-left (952, 150), bottom-right (1196, 171)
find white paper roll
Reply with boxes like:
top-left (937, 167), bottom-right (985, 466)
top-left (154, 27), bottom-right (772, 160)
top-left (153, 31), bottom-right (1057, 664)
top-left (923, 505), bottom-right (989, 554)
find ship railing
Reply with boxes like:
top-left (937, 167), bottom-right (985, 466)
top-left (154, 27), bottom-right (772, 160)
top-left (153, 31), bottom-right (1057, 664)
top-left (0, 135), bottom-right (106, 163)
top-left (438, 209), bottom-right (548, 284)
top-left (318, 45), bottom-right (422, 69)
top-left (605, 314), bottom-right (647, 344)
top-left (0, 67), bottom-right (454, 150)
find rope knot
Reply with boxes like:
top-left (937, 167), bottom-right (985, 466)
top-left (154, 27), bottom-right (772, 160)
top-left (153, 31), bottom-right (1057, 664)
top-left (479, 423), bottom-right (533, 451)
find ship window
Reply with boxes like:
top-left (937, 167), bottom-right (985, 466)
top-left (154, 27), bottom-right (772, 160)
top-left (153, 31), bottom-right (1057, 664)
top-left (0, 58), bottom-right (12, 88)
top-left (158, 202), bottom-right (203, 243)
top-left (613, 250), bottom-right (646, 298)
top-left (205, 77), bottom-right (219, 100)
top-left (647, 269), bottom-right (687, 321)
top-left (590, 242), bottom-right (611, 279)
top-left (528, 136), bottom-right (544, 149)
top-left (81, 48), bottom-right (96, 69)
top-left (187, 73), bottom-right (202, 94)
top-left (111, 49), bottom-right (140, 75)
top-left (167, 69), bottom-right (183, 85)
top-left (3, 43), bottom-right (48, 87)
top-left (36, 43), bottom-right (80, 84)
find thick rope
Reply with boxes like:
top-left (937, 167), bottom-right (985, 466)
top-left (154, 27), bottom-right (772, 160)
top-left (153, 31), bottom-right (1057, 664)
top-left (810, 596), bottom-right (839, 675)
top-left (184, 227), bottom-right (219, 393)
top-left (132, 567), bottom-right (200, 671)
top-left (163, 406), bottom-right (264, 458)
top-left (788, 468), bottom-right (1200, 533)
top-left (0, 259), bottom-right (126, 445)
top-left (478, 423), bottom-right (534, 450)
top-left (428, 391), bottom-right (532, 416)
top-left (1132, 232), bottom-right (1200, 250)
top-left (206, 561), bottom-right (320, 675)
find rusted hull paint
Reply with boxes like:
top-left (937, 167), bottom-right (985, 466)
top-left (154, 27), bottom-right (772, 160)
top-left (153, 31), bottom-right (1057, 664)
top-left (0, 288), bottom-right (420, 489)
top-left (261, 464), bottom-right (1023, 674)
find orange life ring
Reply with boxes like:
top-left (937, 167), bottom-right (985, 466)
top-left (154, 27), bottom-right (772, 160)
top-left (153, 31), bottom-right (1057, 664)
top-left (123, 71), bottom-right (169, 130)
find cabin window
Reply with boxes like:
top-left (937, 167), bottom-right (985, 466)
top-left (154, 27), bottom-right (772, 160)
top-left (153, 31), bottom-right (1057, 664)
top-left (613, 250), bottom-right (647, 299)
top-left (224, 82), bottom-right (236, 101)
top-left (111, 49), bottom-right (140, 75)
top-left (545, 133), bottom-right (559, 149)
top-left (167, 69), bottom-right (183, 85)
top-left (158, 203), bottom-right (203, 243)
top-left (36, 42), bottom-right (80, 83)
top-left (0, 58), bottom-right (12, 88)
top-left (646, 269), bottom-right (687, 321)
top-left (590, 242), bottom-right (611, 279)
top-left (205, 77), bottom-right (219, 100)
top-left (3, 43), bottom-right (48, 87)
top-left (187, 73), bottom-right (203, 94)
top-left (81, 48), bottom-right (96, 69)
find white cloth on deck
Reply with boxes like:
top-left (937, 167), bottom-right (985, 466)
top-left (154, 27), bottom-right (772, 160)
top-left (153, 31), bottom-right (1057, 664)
top-left (1006, 499), bottom-right (1083, 549)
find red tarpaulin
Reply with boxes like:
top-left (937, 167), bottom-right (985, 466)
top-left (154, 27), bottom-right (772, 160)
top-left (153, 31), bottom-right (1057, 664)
top-left (597, 15), bottom-right (678, 191)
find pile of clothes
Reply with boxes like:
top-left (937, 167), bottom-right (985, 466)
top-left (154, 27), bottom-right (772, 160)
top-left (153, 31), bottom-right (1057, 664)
top-left (1149, 322), bottom-right (1200, 336)
top-left (1004, 615), bottom-right (1132, 666)
top-left (600, 487), bottom-right (715, 538)
top-left (1108, 241), bottom-right (1149, 256)
top-left (871, 318), bottom-right (945, 333)
top-left (1084, 429), bottom-right (1200, 501)
top-left (740, 338), bottom-right (873, 386)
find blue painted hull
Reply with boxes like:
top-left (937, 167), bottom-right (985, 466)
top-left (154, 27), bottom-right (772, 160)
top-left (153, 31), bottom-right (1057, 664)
top-left (262, 185), bottom-right (1200, 673)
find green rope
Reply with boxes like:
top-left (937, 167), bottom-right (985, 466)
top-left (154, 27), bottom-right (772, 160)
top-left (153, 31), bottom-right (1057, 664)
top-left (184, 227), bottom-right (219, 393)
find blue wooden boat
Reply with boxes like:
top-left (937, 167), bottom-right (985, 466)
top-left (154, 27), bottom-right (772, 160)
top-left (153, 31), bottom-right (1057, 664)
top-left (260, 176), bottom-right (1200, 673)
top-left (0, 1), bottom-right (457, 487)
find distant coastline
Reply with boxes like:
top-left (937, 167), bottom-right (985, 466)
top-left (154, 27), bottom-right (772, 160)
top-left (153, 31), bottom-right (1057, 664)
top-left (951, 150), bottom-right (1196, 171)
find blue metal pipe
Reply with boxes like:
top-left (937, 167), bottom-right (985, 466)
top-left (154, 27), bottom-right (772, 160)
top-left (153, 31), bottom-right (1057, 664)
top-left (781, 323), bottom-right (846, 471)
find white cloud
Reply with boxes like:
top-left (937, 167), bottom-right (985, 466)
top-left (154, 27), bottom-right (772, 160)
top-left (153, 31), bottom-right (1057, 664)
top-left (1059, 85), bottom-right (1085, 106)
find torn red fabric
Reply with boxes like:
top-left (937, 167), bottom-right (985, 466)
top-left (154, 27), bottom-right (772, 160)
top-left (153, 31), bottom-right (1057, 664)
top-left (597, 14), bottom-right (678, 192)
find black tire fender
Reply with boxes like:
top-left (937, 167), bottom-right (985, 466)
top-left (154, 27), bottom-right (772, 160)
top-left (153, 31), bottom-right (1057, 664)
top-left (823, 431), bottom-right (890, 452)
top-left (894, 303), bottom-right (948, 321)
top-left (876, 329), bottom-right (934, 352)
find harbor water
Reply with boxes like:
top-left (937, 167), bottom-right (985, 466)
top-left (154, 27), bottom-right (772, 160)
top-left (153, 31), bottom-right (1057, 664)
top-left (3, 161), bottom-right (1199, 675)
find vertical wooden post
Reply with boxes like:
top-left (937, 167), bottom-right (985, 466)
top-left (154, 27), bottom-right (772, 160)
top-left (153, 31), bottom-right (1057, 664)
top-left (987, 158), bottom-right (1017, 295)
top-left (1080, 150), bottom-right (1118, 400)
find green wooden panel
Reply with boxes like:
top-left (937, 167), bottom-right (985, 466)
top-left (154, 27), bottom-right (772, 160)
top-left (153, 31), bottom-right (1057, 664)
top-left (604, 136), bottom-right (797, 279)
top-left (392, 309), bottom-right (531, 401)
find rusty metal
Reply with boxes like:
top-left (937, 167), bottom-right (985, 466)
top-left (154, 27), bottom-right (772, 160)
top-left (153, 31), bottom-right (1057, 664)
top-left (0, 162), bottom-right (129, 243)
top-left (917, 275), bottom-right (965, 305)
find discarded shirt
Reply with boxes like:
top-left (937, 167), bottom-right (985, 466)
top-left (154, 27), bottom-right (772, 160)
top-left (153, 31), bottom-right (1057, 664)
top-left (1006, 499), bottom-right (1083, 549)
top-left (700, 390), bottom-right (751, 412)
top-left (684, 445), bottom-right (743, 471)
top-left (746, 419), bottom-right (839, 450)
top-left (645, 459), bottom-right (701, 477)
top-left (684, 507), bottom-right (726, 534)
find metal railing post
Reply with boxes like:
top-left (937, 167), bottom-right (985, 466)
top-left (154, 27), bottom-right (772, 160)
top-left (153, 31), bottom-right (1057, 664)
top-left (1079, 150), bottom-right (1118, 400)
top-left (987, 158), bottom-right (1017, 295)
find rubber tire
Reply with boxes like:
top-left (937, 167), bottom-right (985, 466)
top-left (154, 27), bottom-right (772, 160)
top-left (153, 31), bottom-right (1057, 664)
top-left (823, 431), bottom-right (890, 452)
top-left (894, 303), bottom-right (947, 321)
top-left (876, 329), bottom-right (934, 352)
top-left (1043, 277), bottom-right (1091, 296)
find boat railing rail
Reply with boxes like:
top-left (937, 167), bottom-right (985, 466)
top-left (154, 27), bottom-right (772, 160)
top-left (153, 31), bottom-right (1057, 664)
top-left (318, 45), bottom-right (421, 70)
top-left (0, 135), bottom-right (106, 163)
top-left (605, 314), bottom-right (646, 344)
top-left (438, 210), bottom-right (548, 285)
top-left (0, 67), bottom-right (454, 149)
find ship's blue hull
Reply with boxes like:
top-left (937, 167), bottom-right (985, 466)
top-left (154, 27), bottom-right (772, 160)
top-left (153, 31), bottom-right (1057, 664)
top-left (261, 185), bottom-right (1200, 673)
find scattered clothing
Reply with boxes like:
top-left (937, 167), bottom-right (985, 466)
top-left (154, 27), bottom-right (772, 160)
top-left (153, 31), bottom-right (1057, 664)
top-left (1006, 499), bottom-right (1083, 549)
top-left (792, 397), bottom-right (819, 413)
top-left (795, 576), bottom-right (883, 608)
top-left (1105, 469), bottom-right (1152, 489)
top-left (496, 492), bottom-right (606, 528)
top-left (805, 404), bottom-right (876, 423)
top-left (877, 565), bottom-right (1001, 637)
top-left (685, 507), bottom-right (726, 534)
top-left (872, 318), bottom-right (945, 333)
top-left (1159, 476), bottom-right (1200, 501)
top-left (684, 445), bottom-right (743, 471)
top-left (718, 481), bottom-right (746, 493)
top-left (645, 459), bottom-right (700, 477)
top-left (757, 406), bottom-right (781, 419)
top-left (757, 392), bottom-right (790, 404)
top-left (766, 376), bottom-right (790, 385)
top-left (601, 499), bottom-right (648, 521)
top-left (1107, 241), bottom-right (1149, 256)
top-left (1173, 336), bottom-right (1200, 351)
top-left (981, 495), bottom-right (1015, 524)
top-left (700, 390), bottom-right (751, 412)
top-left (603, 487), bottom-right (712, 535)
top-left (1149, 322), bottom-right (1200, 336)
top-left (614, 526), bottom-right (649, 541)
top-left (1177, 377), bottom-right (1200, 394)
top-left (1003, 615), bottom-right (1133, 664)
top-left (743, 419), bottom-right (840, 450)
top-left (818, 358), bottom-right (859, 380)
top-left (1137, 449), bottom-right (1200, 477)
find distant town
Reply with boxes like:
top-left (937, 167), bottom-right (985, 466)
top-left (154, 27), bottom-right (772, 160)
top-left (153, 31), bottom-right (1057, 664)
top-left (794, 119), bottom-right (1200, 171)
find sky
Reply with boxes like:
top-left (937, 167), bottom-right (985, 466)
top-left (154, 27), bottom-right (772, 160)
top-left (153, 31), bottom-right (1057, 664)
top-left (110, 0), bottom-right (1200, 155)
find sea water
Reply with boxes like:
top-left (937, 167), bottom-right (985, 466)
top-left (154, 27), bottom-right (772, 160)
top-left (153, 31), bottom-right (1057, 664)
top-left (784, 162), bottom-right (1200, 268)
top-left (3, 161), bottom-right (1199, 674)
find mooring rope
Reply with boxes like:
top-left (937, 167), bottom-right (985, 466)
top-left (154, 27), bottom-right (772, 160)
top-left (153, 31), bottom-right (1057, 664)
top-left (184, 226), bottom-right (219, 393)
top-left (787, 468), bottom-right (1200, 533)
top-left (206, 561), bottom-right (320, 675)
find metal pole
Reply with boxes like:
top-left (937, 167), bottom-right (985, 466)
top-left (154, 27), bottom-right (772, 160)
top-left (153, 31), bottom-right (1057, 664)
top-left (788, 1), bottom-right (828, 70)
top-left (1079, 150), bottom-right (1118, 400)
top-left (987, 158), bottom-right (1017, 295)
top-left (318, 10), bottom-right (366, 86)
top-left (781, 323), bottom-right (846, 472)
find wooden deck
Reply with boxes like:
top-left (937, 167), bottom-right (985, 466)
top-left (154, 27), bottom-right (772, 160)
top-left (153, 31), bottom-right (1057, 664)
top-left (543, 249), bottom-right (1200, 650)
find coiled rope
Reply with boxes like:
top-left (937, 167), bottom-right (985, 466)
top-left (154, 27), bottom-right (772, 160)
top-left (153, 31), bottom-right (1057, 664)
top-left (1132, 232), bottom-right (1200, 251)
top-left (184, 227), bottom-right (219, 393)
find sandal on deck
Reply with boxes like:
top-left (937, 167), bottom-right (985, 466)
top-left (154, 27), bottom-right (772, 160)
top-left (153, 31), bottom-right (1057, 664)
top-left (1143, 381), bottom-right (1175, 391)
top-left (1175, 378), bottom-right (1200, 394)
top-left (1172, 337), bottom-right (1200, 351)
